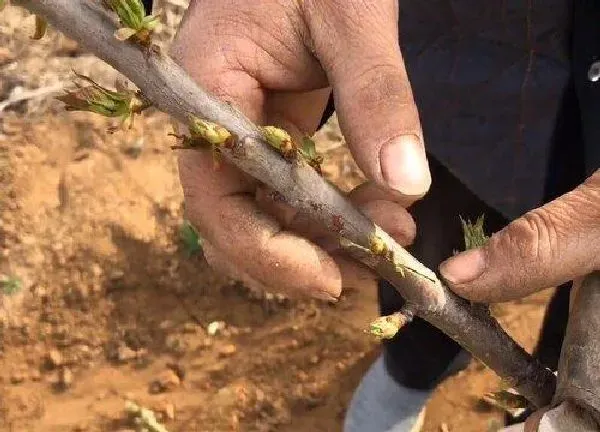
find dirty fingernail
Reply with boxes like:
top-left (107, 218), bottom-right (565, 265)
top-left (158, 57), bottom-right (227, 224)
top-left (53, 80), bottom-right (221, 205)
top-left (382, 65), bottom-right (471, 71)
top-left (380, 135), bottom-right (431, 196)
top-left (440, 248), bottom-right (486, 285)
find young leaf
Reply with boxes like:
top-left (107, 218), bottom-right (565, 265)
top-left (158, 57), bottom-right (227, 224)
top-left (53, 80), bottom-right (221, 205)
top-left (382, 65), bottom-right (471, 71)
top-left (179, 220), bottom-right (203, 257)
top-left (300, 136), bottom-right (317, 159)
top-left (56, 73), bottom-right (149, 128)
top-left (0, 0), bottom-right (8, 12)
top-left (104, 0), bottom-right (161, 45)
top-left (460, 215), bottom-right (489, 251)
top-left (299, 136), bottom-right (324, 173)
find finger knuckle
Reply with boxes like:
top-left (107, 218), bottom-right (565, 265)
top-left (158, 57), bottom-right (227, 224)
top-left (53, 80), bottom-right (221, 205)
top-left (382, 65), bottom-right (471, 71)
top-left (351, 63), bottom-right (412, 110)
top-left (504, 208), bottom-right (560, 264)
top-left (574, 174), bottom-right (600, 221)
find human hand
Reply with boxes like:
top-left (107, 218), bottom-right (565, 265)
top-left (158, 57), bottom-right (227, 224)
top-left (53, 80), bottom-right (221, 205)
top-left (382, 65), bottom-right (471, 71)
top-left (170, 0), bottom-right (431, 300)
top-left (440, 170), bottom-right (600, 302)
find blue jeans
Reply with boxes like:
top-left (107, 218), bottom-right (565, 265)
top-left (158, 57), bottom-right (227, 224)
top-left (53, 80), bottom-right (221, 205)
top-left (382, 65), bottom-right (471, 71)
top-left (343, 351), bottom-right (470, 432)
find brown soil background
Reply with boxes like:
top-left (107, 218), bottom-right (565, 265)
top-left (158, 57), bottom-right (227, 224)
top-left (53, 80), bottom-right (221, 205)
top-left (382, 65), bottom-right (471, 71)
top-left (0, 3), bottom-right (555, 432)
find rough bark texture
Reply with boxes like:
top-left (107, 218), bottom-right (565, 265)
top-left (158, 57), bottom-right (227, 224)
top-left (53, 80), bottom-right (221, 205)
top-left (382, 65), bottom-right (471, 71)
top-left (554, 271), bottom-right (600, 424)
top-left (15, 0), bottom-right (557, 407)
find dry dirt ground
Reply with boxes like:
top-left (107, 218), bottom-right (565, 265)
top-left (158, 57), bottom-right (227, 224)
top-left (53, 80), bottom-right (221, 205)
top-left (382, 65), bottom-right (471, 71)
top-left (0, 4), bottom-right (555, 432)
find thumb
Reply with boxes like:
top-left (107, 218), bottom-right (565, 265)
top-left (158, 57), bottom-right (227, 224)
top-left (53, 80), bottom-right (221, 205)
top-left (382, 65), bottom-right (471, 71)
top-left (308, 1), bottom-right (431, 198)
top-left (440, 170), bottom-right (600, 303)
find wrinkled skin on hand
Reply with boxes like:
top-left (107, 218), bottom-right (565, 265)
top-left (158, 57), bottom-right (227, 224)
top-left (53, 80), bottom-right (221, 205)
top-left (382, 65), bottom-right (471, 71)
top-left (441, 169), bottom-right (600, 303)
top-left (170, 0), bottom-right (431, 300)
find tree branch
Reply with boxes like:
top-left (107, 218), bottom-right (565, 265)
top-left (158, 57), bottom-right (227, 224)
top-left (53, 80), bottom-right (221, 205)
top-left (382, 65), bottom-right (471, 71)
top-left (554, 272), bottom-right (600, 423)
top-left (15, 0), bottom-right (556, 407)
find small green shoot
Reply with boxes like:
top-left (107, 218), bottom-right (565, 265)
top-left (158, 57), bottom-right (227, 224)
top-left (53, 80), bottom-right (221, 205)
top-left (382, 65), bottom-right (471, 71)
top-left (260, 126), bottom-right (295, 157)
top-left (368, 306), bottom-right (414, 340)
top-left (175, 116), bottom-right (235, 168)
top-left (104, 0), bottom-right (161, 46)
top-left (369, 233), bottom-right (389, 256)
top-left (1, 276), bottom-right (22, 296)
top-left (0, 0), bottom-right (7, 11)
top-left (179, 220), bottom-right (203, 257)
top-left (188, 117), bottom-right (232, 146)
top-left (460, 215), bottom-right (489, 251)
top-left (260, 126), bottom-right (324, 172)
top-left (56, 73), bottom-right (149, 129)
top-left (299, 136), bottom-right (324, 173)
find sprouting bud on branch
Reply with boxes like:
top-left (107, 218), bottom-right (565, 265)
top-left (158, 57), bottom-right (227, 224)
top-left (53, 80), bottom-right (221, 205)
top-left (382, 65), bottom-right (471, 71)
top-left (0, 0), bottom-right (7, 11)
top-left (368, 232), bottom-right (405, 276)
top-left (299, 137), bottom-right (324, 174)
top-left (261, 126), bottom-right (295, 157)
top-left (189, 117), bottom-right (232, 146)
top-left (56, 73), bottom-right (150, 129)
top-left (369, 233), bottom-right (389, 256)
top-left (460, 215), bottom-right (488, 250)
top-left (170, 116), bottom-right (236, 169)
top-left (103, 0), bottom-right (160, 45)
top-left (260, 126), bottom-right (324, 173)
top-left (368, 306), bottom-right (415, 340)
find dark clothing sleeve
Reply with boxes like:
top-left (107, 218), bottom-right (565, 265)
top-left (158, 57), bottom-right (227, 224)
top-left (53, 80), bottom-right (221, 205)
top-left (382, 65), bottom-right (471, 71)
top-left (142, 0), bottom-right (153, 13)
top-left (573, 0), bottom-right (600, 176)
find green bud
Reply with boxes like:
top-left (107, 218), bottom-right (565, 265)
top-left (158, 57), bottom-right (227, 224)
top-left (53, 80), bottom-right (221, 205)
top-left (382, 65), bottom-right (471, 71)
top-left (299, 136), bottom-right (324, 173)
top-left (188, 117), bottom-right (232, 146)
top-left (260, 126), bottom-right (294, 152)
top-left (460, 215), bottom-right (488, 251)
top-left (368, 312), bottom-right (410, 340)
top-left (104, 0), bottom-right (161, 45)
top-left (0, 0), bottom-right (8, 12)
top-left (56, 73), bottom-right (149, 128)
top-left (369, 233), bottom-right (388, 256)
